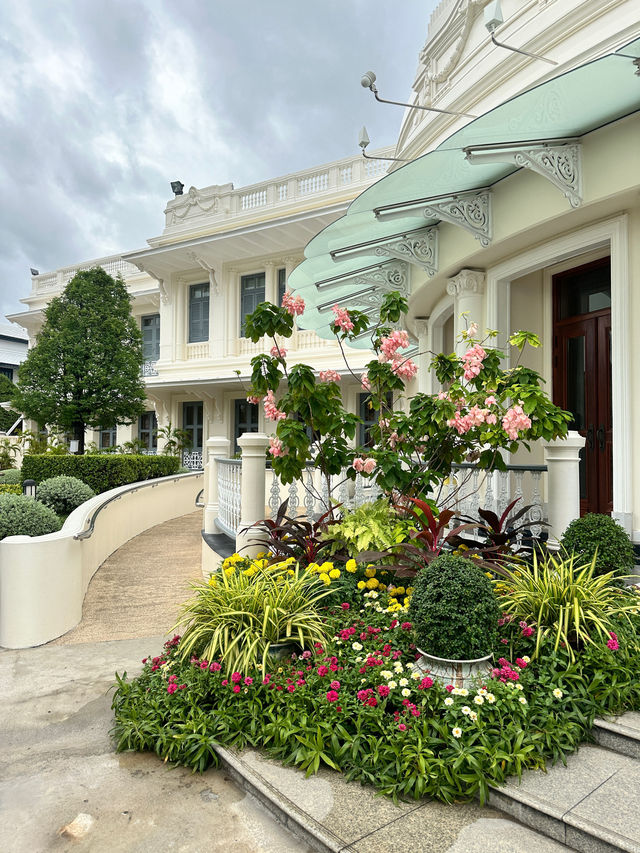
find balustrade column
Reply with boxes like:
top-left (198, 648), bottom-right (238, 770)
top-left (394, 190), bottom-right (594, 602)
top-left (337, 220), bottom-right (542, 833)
top-left (204, 436), bottom-right (231, 534)
top-left (414, 318), bottom-right (432, 395)
top-left (543, 431), bottom-right (586, 543)
top-left (446, 269), bottom-right (486, 353)
top-left (235, 432), bottom-right (270, 556)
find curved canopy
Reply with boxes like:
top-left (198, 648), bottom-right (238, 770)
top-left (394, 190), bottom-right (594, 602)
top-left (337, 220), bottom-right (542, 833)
top-left (289, 42), bottom-right (640, 344)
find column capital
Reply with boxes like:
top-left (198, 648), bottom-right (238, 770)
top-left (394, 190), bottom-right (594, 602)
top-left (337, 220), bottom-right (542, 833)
top-left (446, 269), bottom-right (486, 297)
top-left (413, 317), bottom-right (430, 338)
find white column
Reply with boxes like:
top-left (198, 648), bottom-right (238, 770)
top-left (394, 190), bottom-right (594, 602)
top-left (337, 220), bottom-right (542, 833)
top-left (543, 431), bottom-right (586, 543)
top-left (414, 318), bottom-right (432, 395)
top-left (174, 277), bottom-right (186, 361)
top-left (204, 436), bottom-right (231, 534)
top-left (227, 268), bottom-right (239, 355)
top-left (210, 269), bottom-right (225, 359)
top-left (235, 432), bottom-right (270, 556)
top-left (264, 261), bottom-right (277, 305)
top-left (446, 269), bottom-right (486, 353)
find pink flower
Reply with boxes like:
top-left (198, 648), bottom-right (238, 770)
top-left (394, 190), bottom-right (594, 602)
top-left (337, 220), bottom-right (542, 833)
top-left (179, 684), bottom-right (186, 690)
top-left (401, 622), bottom-right (412, 631)
top-left (445, 684), bottom-right (454, 693)
top-left (467, 322), bottom-right (479, 338)
top-left (270, 345), bottom-right (287, 358)
top-left (209, 662), bottom-right (221, 672)
top-left (352, 457), bottom-right (364, 473)
top-left (232, 684), bottom-right (241, 693)
top-left (287, 684), bottom-right (296, 692)
top-left (502, 402), bottom-right (532, 441)
top-left (398, 723), bottom-right (407, 731)
top-left (362, 458), bottom-right (377, 474)
top-left (607, 631), bottom-right (619, 651)
top-left (462, 343), bottom-right (487, 381)
top-left (331, 304), bottom-right (354, 332)
top-left (515, 658), bottom-right (528, 669)
top-left (282, 291), bottom-right (305, 316)
top-left (419, 677), bottom-right (434, 690)
top-left (391, 357), bottom-right (418, 381)
top-left (230, 672), bottom-right (242, 683)
top-left (221, 679), bottom-right (228, 686)
top-left (317, 665), bottom-right (329, 677)
top-left (246, 395), bottom-right (261, 405)
top-left (268, 436), bottom-right (287, 457)
top-left (326, 690), bottom-right (339, 702)
top-left (263, 390), bottom-right (287, 422)
top-left (244, 676), bottom-right (253, 685)
top-left (379, 330), bottom-right (409, 361)
top-left (330, 680), bottom-right (340, 690)
top-left (378, 684), bottom-right (390, 698)
top-left (341, 602), bottom-right (350, 610)
top-left (484, 395), bottom-right (496, 406)
top-left (167, 683), bottom-right (178, 694)
top-left (319, 369), bottom-right (340, 383)
top-left (361, 374), bottom-right (371, 392)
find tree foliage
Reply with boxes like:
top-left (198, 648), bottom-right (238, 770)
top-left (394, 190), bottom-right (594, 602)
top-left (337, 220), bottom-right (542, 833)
top-left (14, 268), bottom-right (146, 451)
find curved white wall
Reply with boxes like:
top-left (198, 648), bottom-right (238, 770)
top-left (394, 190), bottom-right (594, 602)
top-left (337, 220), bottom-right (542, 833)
top-left (0, 471), bottom-right (204, 649)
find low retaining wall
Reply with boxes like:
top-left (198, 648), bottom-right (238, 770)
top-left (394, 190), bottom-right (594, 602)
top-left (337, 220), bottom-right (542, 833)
top-left (0, 471), bottom-right (204, 649)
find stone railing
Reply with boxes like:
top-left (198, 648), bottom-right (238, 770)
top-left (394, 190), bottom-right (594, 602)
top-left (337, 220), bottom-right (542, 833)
top-left (163, 149), bottom-right (394, 233)
top-left (182, 450), bottom-right (203, 470)
top-left (32, 254), bottom-right (141, 295)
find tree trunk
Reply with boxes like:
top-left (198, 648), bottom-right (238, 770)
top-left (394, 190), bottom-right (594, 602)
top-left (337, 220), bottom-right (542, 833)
top-left (72, 421), bottom-right (85, 455)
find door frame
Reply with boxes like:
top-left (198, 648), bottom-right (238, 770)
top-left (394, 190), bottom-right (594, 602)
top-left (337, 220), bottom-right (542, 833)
top-left (485, 215), bottom-right (631, 534)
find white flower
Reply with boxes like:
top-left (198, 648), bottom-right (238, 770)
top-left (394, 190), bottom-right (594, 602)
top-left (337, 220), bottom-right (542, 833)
top-left (553, 688), bottom-right (564, 699)
top-left (461, 705), bottom-right (472, 716)
top-left (522, 656), bottom-right (531, 664)
top-left (388, 680), bottom-right (398, 689)
top-left (469, 711), bottom-right (478, 721)
top-left (354, 656), bottom-right (363, 663)
top-left (506, 681), bottom-right (515, 688)
top-left (393, 662), bottom-right (404, 673)
top-left (352, 642), bottom-right (363, 651)
top-left (519, 696), bottom-right (527, 704)
top-left (401, 688), bottom-right (411, 697)
top-left (486, 693), bottom-right (496, 704)
top-left (459, 688), bottom-right (469, 696)
top-left (399, 678), bottom-right (409, 687)
top-left (411, 670), bottom-right (422, 680)
top-left (451, 687), bottom-right (462, 695)
top-left (452, 727), bottom-right (462, 738)
top-left (515, 683), bottom-right (524, 691)
top-left (381, 670), bottom-right (393, 680)
top-left (477, 688), bottom-right (487, 696)
top-left (444, 696), bottom-right (454, 706)
top-left (405, 662), bottom-right (415, 670)
top-left (473, 695), bottom-right (484, 705)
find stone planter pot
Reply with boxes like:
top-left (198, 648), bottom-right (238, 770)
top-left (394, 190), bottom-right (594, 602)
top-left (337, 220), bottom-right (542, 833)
top-left (416, 648), bottom-right (493, 689)
top-left (267, 641), bottom-right (297, 660)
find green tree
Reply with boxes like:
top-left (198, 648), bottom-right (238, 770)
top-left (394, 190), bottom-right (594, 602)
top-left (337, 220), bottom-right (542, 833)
top-left (14, 267), bottom-right (146, 453)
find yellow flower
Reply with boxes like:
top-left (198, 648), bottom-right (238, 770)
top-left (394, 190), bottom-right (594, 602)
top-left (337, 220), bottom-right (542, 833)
top-left (307, 563), bottom-right (320, 574)
top-left (319, 561), bottom-right (334, 573)
top-left (357, 581), bottom-right (366, 590)
top-left (406, 586), bottom-right (414, 595)
top-left (319, 572), bottom-right (331, 585)
top-left (365, 566), bottom-right (377, 578)
top-left (395, 586), bottom-right (405, 595)
top-left (329, 568), bottom-right (341, 579)
top-left (346, 559), bottom-right (357, 573)
top-left (403, 596), bottom-right (410, 606)
top-left (366, 577), bottom-right (379, 589)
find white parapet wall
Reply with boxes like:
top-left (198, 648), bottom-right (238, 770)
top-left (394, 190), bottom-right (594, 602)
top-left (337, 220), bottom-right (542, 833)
top-left (0, 471), bottom-right (204, 649)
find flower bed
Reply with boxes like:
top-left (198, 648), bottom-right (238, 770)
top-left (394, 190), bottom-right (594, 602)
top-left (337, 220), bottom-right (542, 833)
top-left (112, 555), bottom-right (640, 804)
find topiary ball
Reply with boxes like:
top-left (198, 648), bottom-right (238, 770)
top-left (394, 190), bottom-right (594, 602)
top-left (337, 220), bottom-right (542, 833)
top-left (561, 513), bottom-right (635, 580)
top-left (0, 494), bottom-right (62, 539)
top-left (408, 554), bottom-right (500, 660)
top-left (36, 475), bottom-right (95, 517)
top-left (0, 468), bottom-right (22, 484)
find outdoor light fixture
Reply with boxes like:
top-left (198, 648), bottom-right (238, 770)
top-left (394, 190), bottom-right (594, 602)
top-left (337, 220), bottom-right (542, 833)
top-left (484, 0), bottom-right (557, 65)
top-left (22, 479), bottom-right (36, 498)
top-left (170, 180), bottom-right (184, 196)
top-left (358, 126), bottom-right (407, 162)
top-left (30, 268), bottom-right (39, 276)
top-left (360, 70), bottom-right (476, 118)
top-left (69, 439), bottom-right (80, 454)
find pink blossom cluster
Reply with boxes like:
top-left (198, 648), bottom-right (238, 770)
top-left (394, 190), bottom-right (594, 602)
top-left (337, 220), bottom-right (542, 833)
top-left (361, 374), bottom-right (371, 392)
top-left (268, 436), bottom-right (287, 458)
top-left (607, 631), bottom-right (619, 651)
top-left (379, 330), bottom-right (409, 361)
top-left (491, 657), bottom-right (521, 682)
top-left (319, 369), bottom-right (341, 383)
top-left (331, 304), bottom-right (354, 332)
top-left (462, 344), bottom-right (487, 380)
top-left (356, 687), bottom-right (378, 707)
top-left (447, 404), bottom-right (498, 435)
top-left (270, 345), bottom-right (287, 358)
top-left (502, 403), bottom-right (532, 441)
top-left (166, 674), bottom-right (187, 694)
top-left (246, 395), bottom-right (261, 405)
top-left (391, 357), bottom-right (418, 381)
top-left (263, 390), bottom-right (286, 421)
top-left (519, 620), bottom-right (535, 638)
top-left (353, 457), bottom-right (377, 474)
top-left (281, 291), bottom-right (305, 316)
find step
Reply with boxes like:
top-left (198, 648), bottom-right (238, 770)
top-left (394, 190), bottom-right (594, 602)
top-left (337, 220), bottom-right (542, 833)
top-left (489, 743), bottom-right (640, 853)
top-left (593, 712), bottom-right (640, 760)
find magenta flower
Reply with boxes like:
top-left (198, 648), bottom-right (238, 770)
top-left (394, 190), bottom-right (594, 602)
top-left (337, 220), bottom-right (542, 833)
top-left (607, 631), bottom-right (619, 651)
top-left (326, 690), bottom-right (339, 703)
top-left (230, 672), bottom-right (242, 683)
top-left (398, 723), bottom-right (407, 731)
top-left (378, 684), bottom-right (390, 698)
top-left (330, 680), bottom-right (340, 691)
top-left (244, 676), bottom-right (253, 685)
top-left (167, 683), bottom-right (178, 694)
top-left (209, 662), bottom-right (221, 672)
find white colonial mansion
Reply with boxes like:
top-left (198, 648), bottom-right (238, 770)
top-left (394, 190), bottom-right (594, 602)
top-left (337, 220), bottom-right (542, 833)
top-left (7, 0), bottom-right (640, 544)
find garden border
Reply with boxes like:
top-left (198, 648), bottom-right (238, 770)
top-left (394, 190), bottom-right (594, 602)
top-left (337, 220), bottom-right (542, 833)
top-left (0, 471), bottom-right (204, 649)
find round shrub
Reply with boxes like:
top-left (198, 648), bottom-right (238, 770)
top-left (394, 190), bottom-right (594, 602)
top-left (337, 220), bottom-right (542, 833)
top-left (0, 468), bottom-right (21, 484)
top-left (37, 475), bottom-right (95, 516)
top-left (561, 514), bottom-right (635, 579)
top-left (408, 554), bottom-right (500, 660)
top-left (0, 494), bottom-right (62, 539)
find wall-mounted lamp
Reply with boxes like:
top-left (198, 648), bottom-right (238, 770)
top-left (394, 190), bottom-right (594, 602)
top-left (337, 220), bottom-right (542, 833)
top-left (22, 479), bottom-right (36, 498)
top-left (170, 181), bottom-right (184, 196)
top-left (484, 1), bottom-right (557, 65)
top-left (360, 70), bottom-right (476, 118)
top-left (69, 439), bottom-right (80, 454)
top-left (358, 126), bottom-right (407, 162)
top-left (30, 268), bottom-right (39, 276)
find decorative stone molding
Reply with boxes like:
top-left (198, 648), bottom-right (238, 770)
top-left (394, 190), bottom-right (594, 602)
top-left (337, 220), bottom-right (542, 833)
top-left (332, 227), bottom-right (438, 276)
top-left (465, 141), bottom-right (582, 208)
top-left (135, 265), bottom-right (168, 304)
top-left (446, 269), bottom-right (486, 297)
top-left (413, 318), bottom-right (430, 338)
top-left (423, 190), bottom-right (492, 246)
top-left (166, 186), bottom-right (220, 225)
top-left (186, 252), bottom-right (220, 295)
top-left (316, 261), bottom-right (409, 326)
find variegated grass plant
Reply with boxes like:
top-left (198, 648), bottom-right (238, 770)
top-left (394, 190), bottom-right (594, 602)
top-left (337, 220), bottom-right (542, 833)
top-left (174, 562), bottom-right (332, 674)
top-left (497, 549), bottom-right (637, 660)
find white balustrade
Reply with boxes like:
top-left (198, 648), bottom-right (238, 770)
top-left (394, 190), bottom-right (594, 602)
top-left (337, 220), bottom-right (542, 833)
top-left (186, 342), bottom-right (209, 360)
top-left (298, 172), bottom-right (329, 195)
top-left (240, 189), bottom-right (268, 210)
top-left (217, 459), bottom-right (242, 539)
top-left (182, 450), bottom-right (203, 470)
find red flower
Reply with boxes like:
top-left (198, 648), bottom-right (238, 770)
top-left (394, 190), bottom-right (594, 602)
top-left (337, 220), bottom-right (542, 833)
top-left (398, 723), bottom-right (407, 731)
top-left (341, 603), bottom-right (350, 610)
top-left (445, 684), bottom-right (454, 693)
top-left (330, 680), bottom-right (340, 690)
top-left (167, 684), bottom-right (178, 694)
top-left (244, 676), bottom-right (253, 685)
top-left (232, 684), bottom-right (241, 693)
top-left (378, 684), bottom-right (390, 698)
top-left (326, 690), bottom-right (339, 702)
top-left (401, 622), bottom-right (412, 631)
top-left (230, 672), bottom-right (242, 683)
top-left (209, 662), bottom-right (221, 672)
top-left (317, 665), bottom-right (329, 677)
top-left (419, 677), bottom-right (433, 690)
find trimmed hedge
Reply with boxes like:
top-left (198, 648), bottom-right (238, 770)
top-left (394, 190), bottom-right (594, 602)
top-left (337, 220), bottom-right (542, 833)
top-left (37, 476), bottom-right (95, 516)
top-left (561, 513), bottom-right (636, 580)
top-left (21, 454), bottom-right (181, 494)
top-left (0, 494), bottom-right (62, 539)
top-left (0, 468), bottom-right (21, 484)
top-left (0, 484), bottom-right (21, 494)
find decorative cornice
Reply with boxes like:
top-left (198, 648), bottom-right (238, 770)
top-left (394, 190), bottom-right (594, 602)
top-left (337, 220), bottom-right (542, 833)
top-left (422, 190), bottom-right (492, 246)
top-left (446, 268), bottom-right (486, 297)
top-left (465, 142), bottom-right (582, 208)
top-left (413, 318), bottom-right (430, 338)
top-left (186, 252), bottom-right (220, 295)
top-left (371, 227), bottom-right (438, 276)
top-left (166, 186), bottom-right (219, 224)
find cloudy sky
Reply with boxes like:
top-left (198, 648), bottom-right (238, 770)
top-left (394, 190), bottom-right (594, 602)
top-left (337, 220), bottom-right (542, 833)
top-left (0, 0), bottom-right (438, 321)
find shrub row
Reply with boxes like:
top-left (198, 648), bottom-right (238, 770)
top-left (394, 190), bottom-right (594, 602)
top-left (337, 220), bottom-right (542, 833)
top-left (0, 494), bottom-right (61, 539)
top-left (21, 454), bottom-right (181, 494)
top-left (0, 484), bottom-right (21, 495)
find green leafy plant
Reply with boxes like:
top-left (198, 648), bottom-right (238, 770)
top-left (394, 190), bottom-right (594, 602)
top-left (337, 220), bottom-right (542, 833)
top-left (408, 554), bottom-right (500, 659)
top-left (0, 484), bottom-right (21, 494)
top-left (36, 475), bottom-right (95, 516)
top-left (247, 499), bottom-right (337, 565)
top-left (498, 550), bottom-right (637, 660)
top-left (156, 421), bottom-right (192, 457)
top-left (20, 453), bottom-right (180, 493)
top-left (561, 513), bottom-right (635, 580)
top-left (0, 468), bottom-right (22, 484)
top-left (0, 493), bottom-right (62, 539)
top-left (322, 499), bottom-right (407, 559)
top-left (175, 563), bottom-right (332, 674)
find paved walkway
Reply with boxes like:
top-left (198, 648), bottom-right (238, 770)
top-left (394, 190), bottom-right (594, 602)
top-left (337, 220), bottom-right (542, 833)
top-left (52, 510), bottom-right (207, 645)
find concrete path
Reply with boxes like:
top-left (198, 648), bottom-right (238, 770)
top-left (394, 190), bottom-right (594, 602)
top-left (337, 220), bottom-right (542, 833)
top-left (51, 510), bottom-right (206, 645)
